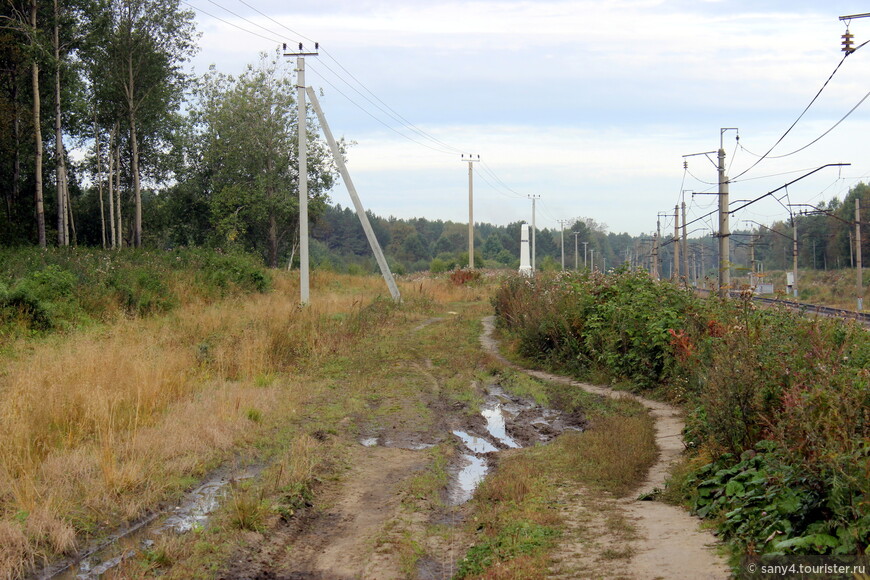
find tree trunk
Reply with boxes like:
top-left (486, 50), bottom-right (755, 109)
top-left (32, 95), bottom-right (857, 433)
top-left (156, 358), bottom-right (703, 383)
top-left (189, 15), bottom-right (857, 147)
top-left (115, 141), bottom-right (122, 248)
top-left (95, 116), bottom-right (106, 249)
top-left (31, 0), bottom-right (46, 247)
top-left (268, 214), bottom-right (278, 268)
top-left (128, 54), bottom-right (141, 248)
top-left (10, 72), bottom-right (20, 221)
top-left (54, 0), bottom-right (68, 246)
top-left (64, 143), bottom-right (76, 246)
top-left (107, 127), bottom-right (116, 248)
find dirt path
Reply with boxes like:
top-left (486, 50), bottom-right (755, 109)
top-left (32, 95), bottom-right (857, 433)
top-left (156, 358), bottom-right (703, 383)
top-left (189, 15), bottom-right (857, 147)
top-left (480, 316), bottom-right (730, 580)
top-left (222, 446), bottom-right (430, 579)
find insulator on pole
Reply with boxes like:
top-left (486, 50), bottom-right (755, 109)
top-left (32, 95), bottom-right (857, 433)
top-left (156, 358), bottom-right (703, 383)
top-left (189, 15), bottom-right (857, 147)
top-left (842, 31), bottom-right (855, 53)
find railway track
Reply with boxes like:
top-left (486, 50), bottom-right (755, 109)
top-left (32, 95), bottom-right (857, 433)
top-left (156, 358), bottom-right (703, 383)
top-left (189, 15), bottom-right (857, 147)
top-left (695, 288), bottom-right (870, 327)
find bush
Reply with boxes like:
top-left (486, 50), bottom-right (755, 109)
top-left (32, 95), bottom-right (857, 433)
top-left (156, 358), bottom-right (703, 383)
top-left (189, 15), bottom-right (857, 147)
top-left (0, 248), bottom-right (272, 336)
top-left (493, 269), bottom-right (870, 557)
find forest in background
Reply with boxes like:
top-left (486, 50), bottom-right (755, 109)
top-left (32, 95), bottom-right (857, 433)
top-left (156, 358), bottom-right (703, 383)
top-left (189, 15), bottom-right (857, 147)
top-left (1, 0), bottom-right (868, 279)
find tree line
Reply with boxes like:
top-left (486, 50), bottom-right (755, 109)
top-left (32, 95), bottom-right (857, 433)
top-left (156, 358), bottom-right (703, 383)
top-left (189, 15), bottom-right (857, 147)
top-left (1, 0), bottom-right (867, 276)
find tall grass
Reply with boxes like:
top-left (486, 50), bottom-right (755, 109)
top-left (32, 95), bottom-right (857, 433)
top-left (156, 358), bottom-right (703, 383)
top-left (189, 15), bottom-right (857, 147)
top-left (0, 265), bottom-right (450, 577)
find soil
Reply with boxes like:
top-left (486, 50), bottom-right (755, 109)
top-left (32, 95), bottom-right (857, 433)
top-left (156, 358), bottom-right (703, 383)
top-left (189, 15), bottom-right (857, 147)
top-left (207, 315), bottom-right (726, 579)
top-left (480, 315), bottom-right (730, 580)
top-left (220, 445), bottom-right (431, 580)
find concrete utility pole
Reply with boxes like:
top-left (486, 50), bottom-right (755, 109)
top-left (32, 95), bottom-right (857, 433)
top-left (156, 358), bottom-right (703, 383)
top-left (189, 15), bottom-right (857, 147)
top-left (718, 128), bottom-right (737, 297)
top-left (792, 216), bottom-right (799, 299)
top-left (672, 205), bottom-right (680, 281)
top-left (681, 201), bottom-right (689, 284)
top-left (528, 195), bottom-right (540, 271)
top-left (590, 249), bottom-right (595, 271)
top-left (557, 219), bottom-right (572, 270)
top-left (857, 198), bottom-right (863, 310)
top-left (573, 232), bottom-right (580, 270)
top-left (298, 55), bottom-right (309, 304)
top-left (582, 241), bottom-right (588, 269)
top-left (462, 154), bottom-right (480, 268)
top-left (652, 232), bottom-right (660, 280)
top-left (284, 44), bottom-right (319, 305)
top-left (307, 87), bottom-right (401, 301)
top-left (749, 235), bottom-right (757, 290)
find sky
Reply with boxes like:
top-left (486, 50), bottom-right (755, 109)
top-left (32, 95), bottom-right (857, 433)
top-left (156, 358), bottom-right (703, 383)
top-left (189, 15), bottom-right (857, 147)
top-left (185, 0), bottom-right (870, 236)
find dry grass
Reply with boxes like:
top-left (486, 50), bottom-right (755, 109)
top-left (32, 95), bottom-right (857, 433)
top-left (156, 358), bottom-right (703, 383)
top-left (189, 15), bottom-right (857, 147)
top-left (0, 270), bottom-right (462, 578)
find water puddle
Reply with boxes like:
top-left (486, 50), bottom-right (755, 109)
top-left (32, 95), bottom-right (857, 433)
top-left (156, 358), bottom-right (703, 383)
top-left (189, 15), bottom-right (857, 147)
top-left (445, 385), bottom-right (584, 505)
top-left (480, 401), bottom-right (520, 449)
top-left (359, 436), bottom-right (435, 451)
top-left (451, 430), bottom-right (499, 454)
top-left (41, 467), bottom-right (260, 580)
top-left (449, 454), bottom-right (488, 505)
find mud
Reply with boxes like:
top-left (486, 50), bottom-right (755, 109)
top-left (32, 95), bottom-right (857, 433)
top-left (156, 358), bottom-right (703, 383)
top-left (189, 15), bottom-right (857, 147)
top-left (38, 465), bottom-right (261, 580)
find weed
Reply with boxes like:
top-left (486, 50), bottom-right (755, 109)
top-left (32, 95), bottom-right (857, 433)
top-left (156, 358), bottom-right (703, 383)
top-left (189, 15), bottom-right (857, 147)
top-left (493, 269), bottom-right (870, 558)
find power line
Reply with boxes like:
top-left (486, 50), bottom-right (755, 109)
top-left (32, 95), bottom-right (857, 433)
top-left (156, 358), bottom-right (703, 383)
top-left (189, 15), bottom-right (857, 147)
top-left (308, 58), bottom-right (462, 155)
top-left (478, 162), bottom-right (527, 199)
top-left (306, 64), bottom-right (458, 155)
top-left (730, 46), bottom-right (860, 180)
top-left (201, 0), bottom-right (284, 42)
top-left (318, 48), bottom-right (465, 155)
top-left (233, 0), bottom-right (311, 43)
top-left (183, 0), bottom-right (283, 44)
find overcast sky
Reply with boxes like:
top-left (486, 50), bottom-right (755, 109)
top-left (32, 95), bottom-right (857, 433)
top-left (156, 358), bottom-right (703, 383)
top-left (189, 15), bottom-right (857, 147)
top-left (185, 0), bottom-right (870, 236)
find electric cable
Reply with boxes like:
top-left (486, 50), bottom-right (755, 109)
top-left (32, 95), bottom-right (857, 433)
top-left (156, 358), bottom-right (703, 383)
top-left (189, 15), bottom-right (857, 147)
top-left (306, 63), bottom-right (458, 155)
top-left (183, 1), bottom-right (284, 44)
top-left (479, 161), bottom-right (527, 199)
top-left (730, 45), bottom-right (864, 180)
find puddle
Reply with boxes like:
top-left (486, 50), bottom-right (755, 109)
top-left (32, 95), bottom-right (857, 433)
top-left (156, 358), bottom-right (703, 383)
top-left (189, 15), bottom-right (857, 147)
top-left (449, 454), bottom-right (488, 505)
top-left (360, 436), bottom-right (435, 451)
top-left (445, 385), bottom-right (585, 506)
top-left (41, 467), bottom-right (260, 580)
top-left (480, 401), bottom-right (520, 448)
top-left (452, 430), bottom-right (499, 454)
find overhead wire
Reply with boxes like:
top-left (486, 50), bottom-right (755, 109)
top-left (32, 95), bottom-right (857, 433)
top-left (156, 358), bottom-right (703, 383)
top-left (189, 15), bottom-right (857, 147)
top-left (478, 162), bottom-right (527, 199)
top-left (730, 42), bottom-right (869, 180)
top-left (200, 0), bottom-right (284, 42)
top-left (182, 0), bottom-right (284, 44)
top-left (194, 0), bottom-right (471, 158)
top-left (305, 64), bottom-right (459, 155)
top-left (307, 59), bottom-right (462, 156)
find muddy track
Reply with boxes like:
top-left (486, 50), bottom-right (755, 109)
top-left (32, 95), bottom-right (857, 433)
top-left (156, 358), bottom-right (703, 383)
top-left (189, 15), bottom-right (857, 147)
top-left (480, 316), bottom-right (730, 580)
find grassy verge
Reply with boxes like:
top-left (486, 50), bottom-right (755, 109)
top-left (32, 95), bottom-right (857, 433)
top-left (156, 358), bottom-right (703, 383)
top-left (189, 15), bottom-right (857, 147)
top-left (454, 368), bottom-right (656, 579)
top-left (0, 263), bottom-right (493, 578)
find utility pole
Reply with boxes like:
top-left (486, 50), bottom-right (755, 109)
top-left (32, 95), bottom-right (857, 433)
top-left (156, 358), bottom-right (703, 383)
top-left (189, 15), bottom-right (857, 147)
top-left (590, 249), bottom-right (595, 271)
top-left (792, 215), bottom-right (799, 299)
top-left (718, 128), bottom-right (737, 296)
top-left (582, 241), bottom-right (588, 269)
top-left (528, 195), bottom-right (540, 271)
top-left (285, 43), bottom-right (319, 305)
top-left (462, 154), bottom-right (480, 269)
top-left (652, 232), bottom-right (660, 280)
top-left (681, 201), bottom-right (689, 284)
top-left (573, 232), bottom-right (580, 270)
top-left (857, 198), bottom-right (863, 311)
top-left (749, 236), bottom-right (757, 290)
top-left (672, 204), bottom-right (680, 281)
top-left (557, 219), bottom-right (572, 270)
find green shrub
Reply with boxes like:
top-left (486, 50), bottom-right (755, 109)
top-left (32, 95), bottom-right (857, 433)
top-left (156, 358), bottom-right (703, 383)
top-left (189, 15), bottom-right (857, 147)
top-left (493, 269), bottom-right (870, 558)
